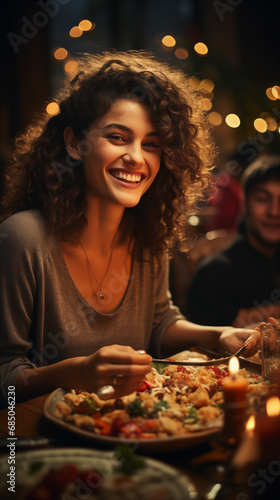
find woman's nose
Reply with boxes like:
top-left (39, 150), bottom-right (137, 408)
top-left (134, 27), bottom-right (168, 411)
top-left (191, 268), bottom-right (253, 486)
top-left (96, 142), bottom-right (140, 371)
top-left (122, 144), bottom-right (144, 166)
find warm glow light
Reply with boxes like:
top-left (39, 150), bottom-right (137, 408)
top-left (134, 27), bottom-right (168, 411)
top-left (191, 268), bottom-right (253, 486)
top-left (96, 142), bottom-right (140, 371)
top-left (200, 98), bottom-right (212, 111)
top-left (69, 26), bottom-right (83, 38)
top-left (189, 77), bottom-right (201, 90)
top-left (229, 356), bottom-right (239, 376)
top-left (200, 79), bottom-right (215, 93)
top-left (208, 112), bottom-right (222, 126)
top-left (194, 42), bottom-right (208, 55)
top-left (266, 397), bottom-right (280, 417)
top-left (64, 59), bottom-right (78, 74)
top-left (46, 102), bottom-right (59, 115)
top-left (254, 118), bottom-right (268, 133)
top-left (266, 117), bottom-right (277, 131)
top-left (188, 215), bottom-right (200, 227)
top-left (53, 47), bottom-right (68, 60)
top-left (162, 35), bottom-right (176, 47)
top-left (266, 87), bottom-right (277, 101)
top-left (78, 19), bottom-right (93, 31)
top-left (175, 47), bottom-right (188, 60)
top-left (246, 415), bottom-right (255, 432)
top-left (225, 114), bottom-right (240, 128)
top-left (273, 85), bottom-right (280, 99)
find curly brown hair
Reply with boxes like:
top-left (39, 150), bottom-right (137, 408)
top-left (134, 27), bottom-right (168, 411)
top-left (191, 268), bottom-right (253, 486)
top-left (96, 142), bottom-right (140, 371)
top-left (1, 50), bottom-right (215, 255)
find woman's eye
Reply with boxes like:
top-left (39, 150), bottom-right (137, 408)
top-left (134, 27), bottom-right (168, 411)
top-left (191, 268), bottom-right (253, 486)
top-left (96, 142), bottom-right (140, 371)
top-left (107, 135), bottom-right (126, 142)
top-left (144, 142), bottom-right (160, 149)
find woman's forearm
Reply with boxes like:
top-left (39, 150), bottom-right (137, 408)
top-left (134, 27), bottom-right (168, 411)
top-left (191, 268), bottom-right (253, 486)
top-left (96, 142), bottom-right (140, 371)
top-left (15, 356), bottom-right (85, 403)
top-left (161, 320), bottom-right (224, 357)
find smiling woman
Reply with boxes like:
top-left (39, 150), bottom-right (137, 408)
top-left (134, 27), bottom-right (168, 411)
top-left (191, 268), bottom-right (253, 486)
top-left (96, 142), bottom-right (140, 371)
top-left (0, 51), bottom-right (260, 407)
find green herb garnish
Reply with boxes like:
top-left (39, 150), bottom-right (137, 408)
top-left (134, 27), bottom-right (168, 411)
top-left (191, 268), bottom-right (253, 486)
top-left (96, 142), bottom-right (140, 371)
top-left (128, 398), bottom-right (144, 417)
top-left (114, 445), bottom-right (146, 475)
top-left (153, 400), bottom-right (170, 415)
top-left (151, 362), bottom-right (166, 375)
top-left (185, 405), bottom-right (199, 423)
top-left (85, 396), bottom-right (97, 409)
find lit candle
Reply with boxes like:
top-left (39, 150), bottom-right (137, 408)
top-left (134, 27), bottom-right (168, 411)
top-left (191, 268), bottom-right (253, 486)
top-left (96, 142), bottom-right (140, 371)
top-left (232, 416), bottom-right (259, 469)
top-left (222, 357), bottom-right (248, 445)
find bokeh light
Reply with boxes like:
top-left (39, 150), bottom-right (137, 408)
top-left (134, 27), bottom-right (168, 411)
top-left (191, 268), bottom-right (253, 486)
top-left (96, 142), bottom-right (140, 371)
top-left (188, 77), bottom-right (201, 90)
top-left (200, 98), bottom-right (212, 111)
top-left (272, 85), bottom-right (280, 99)
top-left (46, 102), bottom-right (59, 115)
top-left (194, 42), bottom-right (208, 55)
top-left (53, 47), bottom-right (68, 60)
top-left (175, 48), bottom-right (188, 60)
top-left (200, 79), bottom-right (215, 94)
top-left (162, 35), bottom-right (176, 47)
top-left (254, 118), bottom-right (268, 133)
top-left (64, 59), bottom-right (79, 74)
top-left (225, 114), bottom-right (241, 128)
top-left (266, 87), bottom-right (278, 100)
top-left (188, 215), bottom-right (200, 227)
top-left (78, 20), bottom-right (94, 31)
top-left (208, 112), bottom-right (222, 126)
top-left (69, 26), bottom-right (83, 38)
top-left (265, 116), bottom-right (277, 131)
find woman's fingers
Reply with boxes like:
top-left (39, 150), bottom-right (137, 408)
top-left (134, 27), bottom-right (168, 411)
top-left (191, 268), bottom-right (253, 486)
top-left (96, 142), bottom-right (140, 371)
top-left (268, 316), bottom-right (278, 324)
top-left (240, 329), bottom-right (260, 357)
top-left (96, 344), bottom-right (152, 366)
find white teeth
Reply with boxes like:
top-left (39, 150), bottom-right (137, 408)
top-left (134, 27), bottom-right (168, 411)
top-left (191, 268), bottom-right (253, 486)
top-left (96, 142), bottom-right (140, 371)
top-left (112, 172), bottom-right (141, 183)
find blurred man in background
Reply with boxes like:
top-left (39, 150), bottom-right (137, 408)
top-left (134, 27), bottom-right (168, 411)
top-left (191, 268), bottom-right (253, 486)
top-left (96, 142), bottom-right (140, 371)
top-left (187, 155), bottom-right (280, 327)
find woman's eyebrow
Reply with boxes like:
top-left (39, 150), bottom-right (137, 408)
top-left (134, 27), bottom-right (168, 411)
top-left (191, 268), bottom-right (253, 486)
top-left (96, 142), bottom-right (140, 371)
top-left (102, 123), bottom-right (159, 136)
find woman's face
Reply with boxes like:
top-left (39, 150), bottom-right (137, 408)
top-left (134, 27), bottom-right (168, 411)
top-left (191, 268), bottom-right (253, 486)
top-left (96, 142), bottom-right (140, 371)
top-left (74, 99), bottom-right (161, 208)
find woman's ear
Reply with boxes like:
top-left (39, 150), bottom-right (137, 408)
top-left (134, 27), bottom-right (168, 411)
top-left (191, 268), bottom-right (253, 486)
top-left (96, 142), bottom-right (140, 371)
top-left (63, 127), bottom-right (82, 160)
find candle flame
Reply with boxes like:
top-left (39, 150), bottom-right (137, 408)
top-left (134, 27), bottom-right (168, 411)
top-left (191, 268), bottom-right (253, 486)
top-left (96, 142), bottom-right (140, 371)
top-left (246, 415), bottom-right (255, 432)
top-left (229, 356), bottom-right (239, 376)
top-left (266, 397), bottom-right (280, 417)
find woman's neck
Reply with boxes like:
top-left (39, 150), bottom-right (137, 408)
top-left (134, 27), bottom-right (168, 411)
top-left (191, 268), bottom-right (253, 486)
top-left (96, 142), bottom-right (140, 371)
top-left (81, 197), bottom-right (126, 254)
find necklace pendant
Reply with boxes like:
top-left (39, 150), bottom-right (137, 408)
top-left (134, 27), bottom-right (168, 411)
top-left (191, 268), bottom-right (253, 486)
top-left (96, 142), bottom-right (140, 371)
top-left (98, 291), bottom-right (105, 300)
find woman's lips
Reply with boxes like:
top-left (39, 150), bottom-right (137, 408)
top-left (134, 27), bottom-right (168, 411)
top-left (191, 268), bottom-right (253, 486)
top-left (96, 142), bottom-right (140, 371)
top-left (109, 169), bottom-right (145, 185)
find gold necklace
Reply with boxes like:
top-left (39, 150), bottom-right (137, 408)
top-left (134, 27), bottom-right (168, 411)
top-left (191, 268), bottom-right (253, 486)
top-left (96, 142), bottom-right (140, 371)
top-left (79, 237), bottom-right (115, 300)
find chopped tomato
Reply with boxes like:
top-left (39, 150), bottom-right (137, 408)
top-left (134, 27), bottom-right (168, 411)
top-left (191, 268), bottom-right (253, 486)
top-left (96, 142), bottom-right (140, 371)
top-left (176, 366), bottom-right (190, 374)
top-left (119, 421), bottom-right (143, 437)
top-left (137, 381), bottom-right (149, 392)
top-left (141, 419), bottom-right (157, 432)
top-left (94, 416), bottom-right (112, 435)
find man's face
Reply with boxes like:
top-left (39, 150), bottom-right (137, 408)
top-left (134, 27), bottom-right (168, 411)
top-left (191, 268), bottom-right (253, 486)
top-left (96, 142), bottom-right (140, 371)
top-left (246, 178), bottom-right (280, 250)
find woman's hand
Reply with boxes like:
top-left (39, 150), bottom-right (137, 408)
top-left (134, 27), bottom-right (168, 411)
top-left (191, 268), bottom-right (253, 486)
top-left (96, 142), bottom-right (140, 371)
top-left (219, 327), bottom-right (260, 357)
top-left (79, 344), bottom-right (152, 398)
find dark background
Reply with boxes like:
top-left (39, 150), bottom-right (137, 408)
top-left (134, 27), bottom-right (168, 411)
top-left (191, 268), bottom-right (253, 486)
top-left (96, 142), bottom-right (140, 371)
top-left (1, 0), bottom-right (280, 196)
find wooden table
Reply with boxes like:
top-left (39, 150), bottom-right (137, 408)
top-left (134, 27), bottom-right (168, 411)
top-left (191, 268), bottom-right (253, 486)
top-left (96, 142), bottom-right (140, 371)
top-left (0, 393), bottom-right (260, 499)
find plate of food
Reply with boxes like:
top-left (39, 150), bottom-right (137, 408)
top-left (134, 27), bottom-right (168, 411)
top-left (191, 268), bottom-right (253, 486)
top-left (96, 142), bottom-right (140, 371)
top-left (0, 447), bottom-right (197, 499)
top-left (44, 351), bottom-right (268, 451)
